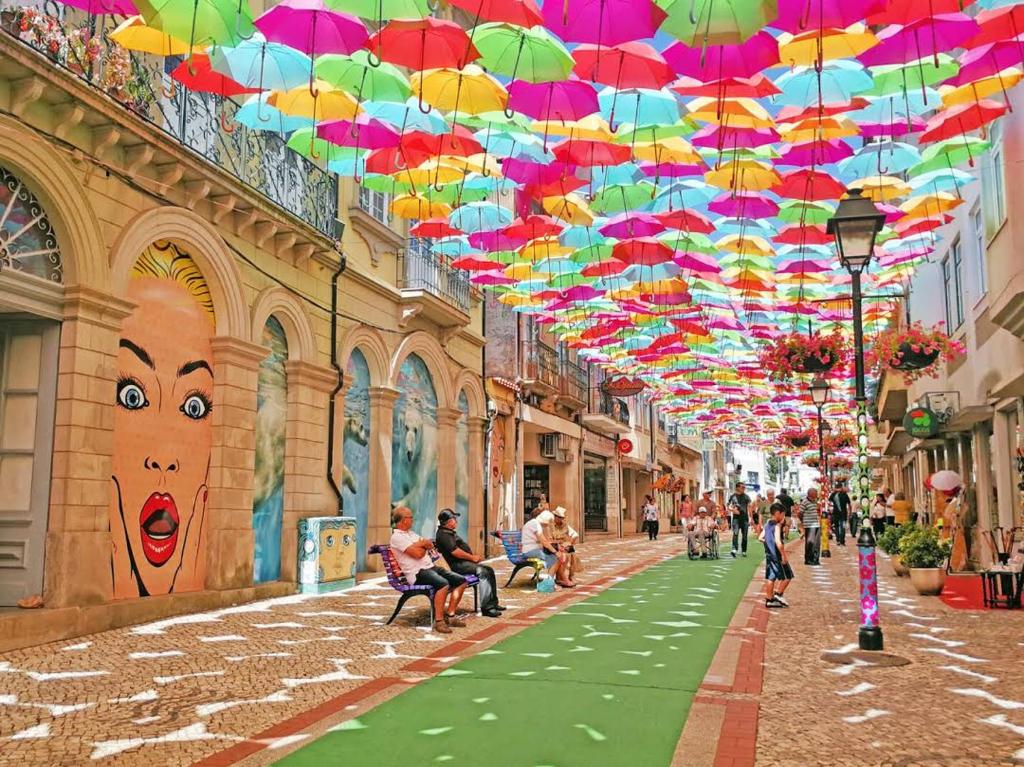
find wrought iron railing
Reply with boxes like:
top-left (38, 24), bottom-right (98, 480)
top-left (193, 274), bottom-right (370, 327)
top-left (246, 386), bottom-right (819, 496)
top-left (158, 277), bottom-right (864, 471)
top-left (0, 1), bottom-right (339, 239)
top-left (397, 245), bottom-right (471, 313)
top-left (589, 388), bottom-right (630, 426)
top-left (559, 358), bottom-right (588, 404)
top-left (522, 338), bottom-right (560, 389)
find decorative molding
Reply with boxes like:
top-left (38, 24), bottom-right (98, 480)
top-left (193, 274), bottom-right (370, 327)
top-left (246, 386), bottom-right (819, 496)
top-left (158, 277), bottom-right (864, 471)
top-left (52, 102), bottom-right (84, 140)
top-left (210, 336), bottom-right (269, 369)
top-left (283, 359), bottom-right (338, 393)
top-left (123, 144), bottom-right (154, 177)
top-left (11, 75), bottom-right (44, 118)
top-left (62, 285), bottom-right (135, 330)
top-left (184, 179), bottom-right (212, 210)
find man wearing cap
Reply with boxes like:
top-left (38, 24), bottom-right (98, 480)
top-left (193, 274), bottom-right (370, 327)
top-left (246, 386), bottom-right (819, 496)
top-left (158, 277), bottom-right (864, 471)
top-left (549, 506), bottom-right (581, 586)
top-left (688, 505), bottom-right (716, 558)
top-left (699, 489), bottom-right (719, 519)
top-left (434, 509), bottom-right (504, 618)
top-left (521, 509), bottom-right (570, 586)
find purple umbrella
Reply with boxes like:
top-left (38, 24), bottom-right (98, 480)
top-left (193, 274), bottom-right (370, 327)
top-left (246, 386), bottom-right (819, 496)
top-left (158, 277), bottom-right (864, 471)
top-left (255, 0), bottom-right (368, 55)
top-left (951, 39), bottom-right (1024, 87)
top-left (318, 116), bottom-right (401, 149)
top-left (640, 163), bottom-right (707, 178)
top-left (468, 231), bottom-right (529, 250)
top-left (502, 158), bottom-right (577, 185)
top-left (708, 192), bottom-right (779, 219)
top-left (860, 117), bottom-right (926, 139)
top-left (507, 79), bottom-right (599, 121)
top-left (542, 0), bottom-right (666, 45)
top-left (662, 31), bottom-right (778, 81)
top-left (599, 212), bottom-right (665, 238)
top-left (858, 15), bottom-right (981, 68)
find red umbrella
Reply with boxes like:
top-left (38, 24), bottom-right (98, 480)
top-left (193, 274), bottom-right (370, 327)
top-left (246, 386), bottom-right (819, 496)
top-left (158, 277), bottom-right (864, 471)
top-left (552, 138), bottom-right (631, 166)
top-left (777, 99), bottom-right (868, 122)
top-left (965, 5), bottom-right (1024, 48)
top-left (772, 169), bottom-right (846, 201)
top-left (410, 219), bottom-right (463, 237)
top-left (580, 259), bottom-right (629, 277)
top-left (368, 18), bottom-right (478, 71)
top-left (451, 255), bottom-right (504, 271)
top-left (611, 238), bottom-right (675, 265)
top-left (868, 0), bottom-right (975, 26)
top-left (656, 209), bottom-right (714, 233)
top-left (400, 128), bottom-right (484, 165)
top-left (918, 99), bottom-right (1007, 142)
top-left (773, 224), bottom-right (832, 245)
top-left (171, 54), bottom-right (260, 96)
top-left (502, 214), bottom-right (564, 239)
top-left (448, 0), bottom-right (542, 27)
top-left (670, 74), bottom-right (780, 99)
top-left (572, 42), bottom-right (674, 89)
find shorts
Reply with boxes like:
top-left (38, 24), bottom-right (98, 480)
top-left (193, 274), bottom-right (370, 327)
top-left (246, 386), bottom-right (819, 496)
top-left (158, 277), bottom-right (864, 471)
top-left (765, 555), bottom-right (794, 582)
top-left (414, 567), bottom-right (467, 590)
top-left (522, 548), bottom-right (557, 568)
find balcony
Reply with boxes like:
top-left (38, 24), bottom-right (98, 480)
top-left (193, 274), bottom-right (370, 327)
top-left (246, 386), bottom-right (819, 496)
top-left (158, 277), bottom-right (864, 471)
top-left (557, 358), bottom-right (588, 410)
top-left (582, 389), bottom-right (630, 435)
top-left (990, 271), bottom-right (1024, 340)
top-left (875, 367), bottom-right (909, 423)
top-left (521, 339), bottom-right (559, 397)
top-left (397, 244), bottom-right (471, 327)
top-left (0, 4), bottom-right (339, 241)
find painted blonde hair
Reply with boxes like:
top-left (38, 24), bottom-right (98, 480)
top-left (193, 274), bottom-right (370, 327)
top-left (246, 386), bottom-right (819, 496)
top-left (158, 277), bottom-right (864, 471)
top-left (132, 240), bottom-right (215, 324)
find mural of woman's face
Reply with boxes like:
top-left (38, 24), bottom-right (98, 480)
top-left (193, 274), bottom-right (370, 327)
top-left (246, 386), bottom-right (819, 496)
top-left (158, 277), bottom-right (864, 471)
top-left (111, 276), bottom-right (214, 598)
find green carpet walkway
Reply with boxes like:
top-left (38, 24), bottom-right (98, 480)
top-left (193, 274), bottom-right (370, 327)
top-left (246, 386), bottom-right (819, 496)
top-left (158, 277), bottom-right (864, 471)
top-left (277, 549), bottom-right (762, 767)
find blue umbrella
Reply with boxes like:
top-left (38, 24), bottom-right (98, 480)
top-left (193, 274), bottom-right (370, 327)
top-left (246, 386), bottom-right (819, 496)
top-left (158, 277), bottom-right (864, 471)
top-left (775, 61), bottom-right (874, 106)
top-left (361, 99), bottom-right (448, 133)
top-left (598, 87), bottom-right (679, 128)
top-left (211, 36), bottom-right (313, 91)
top-left (837, 140), bottom-right (921, 178)
top-left (848, 90), bottom-right (939, 124)
top-left (235, 94), bottom-right (312, 132)
top-left (712, 216), bottom-right (777, 238)
top-left (432, 237), bottom-right (474, 257)
top-left (908, 168), bottom-right (974, 195)
top-left (559, 225), bottom-right (607, 248)
top-left (449, 201), bottom-right (513, 234)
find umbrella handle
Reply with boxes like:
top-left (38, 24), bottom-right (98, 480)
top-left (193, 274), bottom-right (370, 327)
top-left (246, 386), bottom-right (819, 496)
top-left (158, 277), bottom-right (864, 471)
top-left (234, 0), bottom-right (256, 41)
top-left (366, 49), bottom-right (382, 68)
top-left (417, 90), bottom-right (432, 114)
top-left (257, 97), bottom-right (272, 123)
top-left (219, 99), bottom-right (236, 133)
top-left (161, 79), bottom-right (177, 99)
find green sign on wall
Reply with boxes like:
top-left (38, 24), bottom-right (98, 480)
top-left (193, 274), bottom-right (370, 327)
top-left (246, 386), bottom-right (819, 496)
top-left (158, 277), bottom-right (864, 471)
top-left (903, 406), bottom-right (940, 439)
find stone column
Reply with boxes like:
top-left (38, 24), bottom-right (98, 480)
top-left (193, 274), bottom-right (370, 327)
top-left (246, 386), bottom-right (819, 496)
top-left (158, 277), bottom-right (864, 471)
top-left (45, 286), bottom-right (133, 608)
top-left (279, 359), bottom-right (339, 582)
top-left (992, 409), bottom-right (1017, 530)
top-left (436, 406), bottom-right (461, 513)
top-left (205, 336), bottom-right (265, 591)
top-left (468, 415), bottom-right (487, 548)
top-left (366, 386), bottom-right (399, 571)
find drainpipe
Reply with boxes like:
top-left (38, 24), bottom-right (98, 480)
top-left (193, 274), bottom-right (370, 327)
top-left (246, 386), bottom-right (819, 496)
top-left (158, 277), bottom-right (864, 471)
top-left (481, 301), bottom-right (491, 556)
top-left (326, 229), bottom-right (348, 512)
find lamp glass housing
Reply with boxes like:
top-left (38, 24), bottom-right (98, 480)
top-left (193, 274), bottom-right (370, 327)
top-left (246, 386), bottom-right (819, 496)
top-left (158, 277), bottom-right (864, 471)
top-left (827, 189), bottom-right (885, 274)
top-left (809, 377), bottom-right (832, 407)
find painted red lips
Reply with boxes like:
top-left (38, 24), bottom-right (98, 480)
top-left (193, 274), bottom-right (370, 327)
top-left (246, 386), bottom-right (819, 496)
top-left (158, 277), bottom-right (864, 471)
top-left (139, 492), bottom-right (179, 566)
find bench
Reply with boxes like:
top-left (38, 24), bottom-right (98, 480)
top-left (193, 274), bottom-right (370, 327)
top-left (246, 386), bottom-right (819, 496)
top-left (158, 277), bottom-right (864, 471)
top-left (490, 530), bottom-right (545, 588)
top-left (368, 544), bottom-right (479, 627)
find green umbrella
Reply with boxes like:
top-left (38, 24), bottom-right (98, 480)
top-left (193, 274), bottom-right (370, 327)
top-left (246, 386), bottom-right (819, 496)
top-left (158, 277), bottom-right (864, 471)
top-left (136, 0), bottom-right (254, 46)
top-left (315, 50), bottom-right (411, 102)
top-left (472, 23), bottom-right (573, 84)
top-left (589, 182), bottom-right (656, 214)
top-left (613, 121), bottom-right (696, 144)
top-left (658, 231), bottom-right (715, 253)
top-left (325, 0), bottom-right (428, 21)
top-left (866, 55), bottom-right (959, 97)
top-left (910, 137), bottom-right (991, 177)
top-left (286, 128), bottom-right (364, 162)
top-left (570, 243), bottom-right (614, 264)
top-left (548, 272), bottom-right (596, 289)
top-left (655, 0), bottom-right (774, 47)
top-left (777, 200), bottom-right (835, 225)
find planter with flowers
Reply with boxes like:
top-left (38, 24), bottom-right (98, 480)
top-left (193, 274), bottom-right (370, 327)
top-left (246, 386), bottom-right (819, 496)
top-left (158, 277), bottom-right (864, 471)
top-left (830, 455), bottom-right (853, 471)
top-left (868, 322), bottom-right (966, 384)
top-left (823, 430), bottom-right (856, 453)
top-left (803, 455), bottom-right (821, 468)
top-left (782, 427), bottom-right (814, 449)
top-left (758, 330), bottom-right (848, 381)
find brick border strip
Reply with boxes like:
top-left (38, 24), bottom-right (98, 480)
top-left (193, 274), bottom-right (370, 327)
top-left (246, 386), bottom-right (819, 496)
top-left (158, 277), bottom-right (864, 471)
top-left (193, 555), bottom-right (657, 766)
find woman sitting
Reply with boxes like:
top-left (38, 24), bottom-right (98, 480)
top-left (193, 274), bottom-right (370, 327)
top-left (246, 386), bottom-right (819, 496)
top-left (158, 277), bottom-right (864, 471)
top-left (549, 506), bottom-right (581, 586)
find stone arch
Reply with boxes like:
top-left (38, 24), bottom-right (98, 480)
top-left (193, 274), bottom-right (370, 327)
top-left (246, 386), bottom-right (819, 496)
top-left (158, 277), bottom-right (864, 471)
top-left (108, 207), bottom-right (248, 339)
top-left (250, 286), bottom-right (317, 362)
top-left (0, 115), bottom-right (108, 292)
top-left (453, 369), bottom-right (486, 418)
top-left (389, 331), bottom-right (454, 409)
top-left (339, 324), bottom-right (389, 389)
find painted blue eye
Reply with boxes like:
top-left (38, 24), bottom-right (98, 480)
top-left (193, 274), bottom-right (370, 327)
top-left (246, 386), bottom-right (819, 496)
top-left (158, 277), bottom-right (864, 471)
top-left (181, 393), bottom-right (211, 420)
top-left (117, 380), bottom-right (147, 410)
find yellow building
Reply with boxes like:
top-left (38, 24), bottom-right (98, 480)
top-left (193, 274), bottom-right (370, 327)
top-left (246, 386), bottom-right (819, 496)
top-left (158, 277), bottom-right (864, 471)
top-left (0, 10), bottom-right (483, 650)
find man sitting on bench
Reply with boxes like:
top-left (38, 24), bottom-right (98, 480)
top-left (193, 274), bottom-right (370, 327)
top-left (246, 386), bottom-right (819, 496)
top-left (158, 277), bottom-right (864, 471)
top-left (435, 508), bottom-right (505, 618)
top-left (389, 506), bottom-right (467, 634)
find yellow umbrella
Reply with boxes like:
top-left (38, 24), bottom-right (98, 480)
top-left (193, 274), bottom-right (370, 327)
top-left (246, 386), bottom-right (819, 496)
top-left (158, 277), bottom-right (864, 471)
top-left (391, 194), bottom-right (451, 219)
top-left (704, 159), bottom-right (780, 191)
top-left (776, 271), bottom-right (829, 284)
top-left (778, 24), bottom-right (878, 66)
top-left (899, 192), bottom-right (963, 220)
top-left (716, 233), bottom-right (775, 257)
top-left (532, 114), bottom-right (614, 141)
top-left (519, 236), bottom-right (573, 261)
top-left (440, 154), bottom-right (503, 177)
top-left (269, 81), bottom-right (361, 121)
top-left (686, 97), bottom-right (774, 128)
top-left (607, 286), bottom-right (642, 300)
top-left (849, 175), bottom-right (911, 202)
top-left (632, 136), bottom-right (700, 164)
top-left (504, 262), bottom-right (538, 280)
top-left (498, 292), bottom-right (536, 307)
top-left (779, 115), bottom-right (859, 143)
top-left (109, 15), bottom-right (202, 55)
top-left (542, 193), bottom-right (594, 225)
top-left (392, 160), bottom-right (465, 187)
top-left (941, 69), bottom-right (1024, 107)
top-left (413, 65), bottom-right (508, 115)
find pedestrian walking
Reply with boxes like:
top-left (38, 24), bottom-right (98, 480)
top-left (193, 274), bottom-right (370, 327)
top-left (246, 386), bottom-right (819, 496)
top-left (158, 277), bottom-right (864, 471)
top-left (642, 495), bottom-right (659, 540)
top-left (726, 481), bottom-right (751, 557)
top-left (870, 493), bottom-right (887, 535)
top-left (778, 488), bottom-right (795, 539)
top-left (829, 483), bottom-right (851, 546)
top-left (798, 487), bottom-right (821, 565)
top-left (849, 495), bottom-right (861, 538)
top-left (761, 502), bottom-right (792, 608)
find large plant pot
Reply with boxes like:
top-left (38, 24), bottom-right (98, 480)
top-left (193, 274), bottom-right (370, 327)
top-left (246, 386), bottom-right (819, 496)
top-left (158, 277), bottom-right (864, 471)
top-left (909, 567), bottom-right (946, 595)
top-left (893, 342), bottom-right (940, 372)
top-left (891, 554), bottom-right (910, 577)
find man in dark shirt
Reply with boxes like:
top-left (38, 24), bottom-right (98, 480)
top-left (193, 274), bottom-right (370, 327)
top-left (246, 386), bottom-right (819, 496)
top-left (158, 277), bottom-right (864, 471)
top-left (829, 483), bottom-right (852, 546)
top-left (778, 488), bottom-right (795, 539)
top-left (726, 481), bottom-right (752, 557)
top-left (434, 509), bottom-right (504, 618)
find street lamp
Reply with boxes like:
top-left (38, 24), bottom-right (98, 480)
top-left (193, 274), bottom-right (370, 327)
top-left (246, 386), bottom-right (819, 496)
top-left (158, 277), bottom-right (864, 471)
top-left (828, 188), bottom-right (886, 652)
top-left (809, 378), bottom-right (832, 559)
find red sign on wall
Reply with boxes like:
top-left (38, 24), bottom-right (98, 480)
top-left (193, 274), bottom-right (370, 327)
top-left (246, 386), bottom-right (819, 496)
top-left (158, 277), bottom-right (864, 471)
top-left (617, 438), bottom-right (633, 454)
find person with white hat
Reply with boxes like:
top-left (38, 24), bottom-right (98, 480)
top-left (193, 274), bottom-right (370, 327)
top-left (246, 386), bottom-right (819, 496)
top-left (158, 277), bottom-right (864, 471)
top-left (549, 506), bottom-right (581, 586)
top-left (521, 508), bottom-right (571, 587)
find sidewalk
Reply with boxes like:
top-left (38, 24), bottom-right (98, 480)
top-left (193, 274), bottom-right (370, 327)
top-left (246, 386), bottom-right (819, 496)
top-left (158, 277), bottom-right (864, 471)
top-left (756, 536), bottom-right (1024, 767)
top-left (0, 535), bottom-right (673, 766)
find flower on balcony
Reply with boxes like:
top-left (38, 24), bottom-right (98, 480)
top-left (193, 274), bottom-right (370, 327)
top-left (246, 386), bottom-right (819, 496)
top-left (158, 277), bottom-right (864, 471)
top-left (866, 321), bottom-right (966, 384)
top-left (758, 330), bottom-right (848, 381)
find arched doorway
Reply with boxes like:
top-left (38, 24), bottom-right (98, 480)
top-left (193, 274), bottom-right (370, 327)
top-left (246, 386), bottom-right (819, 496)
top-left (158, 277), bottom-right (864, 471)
top-left (343, 349), bottom-right (371, 571)
top-left (253, 315), bottom-right (288, 583)
top-left (391, 353), bottom-right (438, 537)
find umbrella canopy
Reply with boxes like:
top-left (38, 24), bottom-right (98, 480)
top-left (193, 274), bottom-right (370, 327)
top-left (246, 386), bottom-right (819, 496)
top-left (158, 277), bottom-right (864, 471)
top-left (367, 17), bottom-right (478, 70)
top-left (254, 0), bottom-right (368, 56)
top-left (473, 23), bottom-right (573, 83)
top-left (135, 0), bottom-right (254, 46)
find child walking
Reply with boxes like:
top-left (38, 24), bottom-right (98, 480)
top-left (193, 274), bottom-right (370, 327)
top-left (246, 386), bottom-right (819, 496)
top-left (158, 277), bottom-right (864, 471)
top-left (760, 502), bottom-right (793, 608)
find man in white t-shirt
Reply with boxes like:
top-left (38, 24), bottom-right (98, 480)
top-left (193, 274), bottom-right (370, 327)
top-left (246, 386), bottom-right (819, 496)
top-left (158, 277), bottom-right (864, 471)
top-left (389, 506), bottom-right (467, 634)
top-left (521, 509), bottom-right (570, 585)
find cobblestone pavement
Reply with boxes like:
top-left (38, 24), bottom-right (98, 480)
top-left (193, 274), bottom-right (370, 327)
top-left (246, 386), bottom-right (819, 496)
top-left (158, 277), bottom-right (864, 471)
top-left (0, 535), bottom-right (673, 766)
top-left (757, 538), bottom-right (1024, 767)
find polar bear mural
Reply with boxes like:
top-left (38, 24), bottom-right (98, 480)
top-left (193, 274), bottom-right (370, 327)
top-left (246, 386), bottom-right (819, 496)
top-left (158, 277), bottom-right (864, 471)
top-left (343, 350), bottom-right (371, 570)
top-left (391, 354), bottom-right (438, 537)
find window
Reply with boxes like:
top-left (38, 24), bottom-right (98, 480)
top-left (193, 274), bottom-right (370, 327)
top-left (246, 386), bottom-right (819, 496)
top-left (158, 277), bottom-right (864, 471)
top-left (942, 239), bottom-right (965, 331)
top-left (981, 119), bottom-right (1007, 239)
top-left (747, 471), bottom-right (759, 486)
top-left (972, 205), bottom-right (987, 295)
top-left (358, 186), bottom-right (390, 225)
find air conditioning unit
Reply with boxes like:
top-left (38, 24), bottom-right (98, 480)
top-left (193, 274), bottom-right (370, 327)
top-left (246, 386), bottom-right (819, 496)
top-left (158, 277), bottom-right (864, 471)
top-left (540, 433), bottom-right (559, 459)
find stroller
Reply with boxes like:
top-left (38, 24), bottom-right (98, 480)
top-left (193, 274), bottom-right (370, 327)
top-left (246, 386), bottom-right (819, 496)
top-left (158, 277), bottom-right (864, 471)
top-left (687, 517), bottom-right (720, 560)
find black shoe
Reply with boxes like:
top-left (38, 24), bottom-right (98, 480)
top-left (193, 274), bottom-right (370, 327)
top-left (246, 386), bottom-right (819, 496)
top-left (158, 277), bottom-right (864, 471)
top-left (494, 605), bottom-right (508, 611)
top-left (482, 609), bottom-right (502, 618)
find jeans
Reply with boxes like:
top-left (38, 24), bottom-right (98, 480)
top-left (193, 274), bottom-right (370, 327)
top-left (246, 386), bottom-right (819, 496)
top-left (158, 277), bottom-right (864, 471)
top-left (731, 516), bottom-right (749, 553)
top-left (833, 514), bottom-right (847, 545)
top-left (850, 514), bottom-right (860, 538)
top-left (452, 562), bottom-right (499, 611)
top-left (804, 527), bottom-right (821, 565)
top-left (872, 518), bottom-right (885, 535)
top-left (644, 520), bottom-right (659, 540)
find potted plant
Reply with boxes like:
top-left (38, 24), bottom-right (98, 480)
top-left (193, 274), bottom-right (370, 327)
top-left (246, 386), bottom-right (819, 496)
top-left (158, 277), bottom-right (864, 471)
top-left (782, 427), bottom-right (814, 449)
top-left (758, 330), bottom-right (848, 381)
top-left (803, 454), bottom-right (820, 468)
top-left (823, 430), bottom-right (856, 452)
top-left (867, 321), bottom-right (966, 384)
top-left (877, 524), bottom-right (912, 576)
top-left (898, 527), bottom-right (952, 595)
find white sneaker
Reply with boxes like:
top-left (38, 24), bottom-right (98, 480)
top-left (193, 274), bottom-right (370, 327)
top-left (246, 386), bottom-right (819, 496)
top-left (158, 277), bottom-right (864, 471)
top-left (774, 594), bottom-right (789, 607)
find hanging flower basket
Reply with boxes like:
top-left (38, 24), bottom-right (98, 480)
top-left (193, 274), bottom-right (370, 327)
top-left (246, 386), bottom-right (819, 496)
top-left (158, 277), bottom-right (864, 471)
top-left (602, 375), bottom-right (646, 397)
top-left (803, 455), bottom-right (821, 468)
top-left (867, 322), bottom-right (966, 383)
top-left (758, 330), bottom-right (848, 381)
top-left (823, 430), bottom-right (856, 453)
top-left (782, 427), bottom-right (814, 449)
top-left (830, 456), bottom-right (854, 470)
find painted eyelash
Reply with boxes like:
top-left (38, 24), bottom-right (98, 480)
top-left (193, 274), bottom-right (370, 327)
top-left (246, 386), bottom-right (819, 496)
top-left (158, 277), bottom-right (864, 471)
top-left (181, 388), bottom-right (213, 414)
top-left (116, 372), bottom-right (146, 392)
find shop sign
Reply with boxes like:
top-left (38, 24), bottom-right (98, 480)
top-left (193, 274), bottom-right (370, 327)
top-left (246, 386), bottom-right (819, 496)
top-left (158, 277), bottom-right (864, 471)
top-left (903, 406), bottom-right (940, 439)
top-left (617, 438), bottom-right (634, 454)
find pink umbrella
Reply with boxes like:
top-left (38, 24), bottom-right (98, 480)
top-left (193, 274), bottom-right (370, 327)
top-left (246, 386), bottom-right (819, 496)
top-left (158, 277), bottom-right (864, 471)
top-left (599, 213), bottom-right (665, 238)
top-left (860, 117), bottom-right (926, 138)
top-left (674, 252), bottom-right (721, 273)
top-left (951, 39), bottom-right (1024, 87)
top-left (662, 31), bottom-right (779, 80)
top-left (318, 116), bottom-right (401, 148)
top-left (542, 0), bottom-right (666, 46)
top-left (255, 0), bottom-right (368, 56)
top-left (775, 0), bottom-right (886, 34)
top-left (471, 273), bottom-right (518, 285)
top-left (640, 163), bottom-right (708, 179)
top-left (777, 258), bottom-right (833, 274)
top-left (501, 158), bottom-right (574, 185)
top-left (708, 192), bottom-right (779, 218)
top-left (62, 0), bottom-right (137, 13)
top-left (777, 139), bottom-right (853, 167)
top-left (507, 78), bottom-right (600, 121)
top-left (468, 231), bottom-right (529, 250)
top-left (691, 125), bottom-right (779, 149)
top-left (858, 15), bottom-right (981, 68)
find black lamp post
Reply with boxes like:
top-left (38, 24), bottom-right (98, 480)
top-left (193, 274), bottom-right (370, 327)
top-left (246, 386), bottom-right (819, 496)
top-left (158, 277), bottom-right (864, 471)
top-left (828, 188), bottom-right (886, 652)
top-left (810, 377), bottom-right (832, 559)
